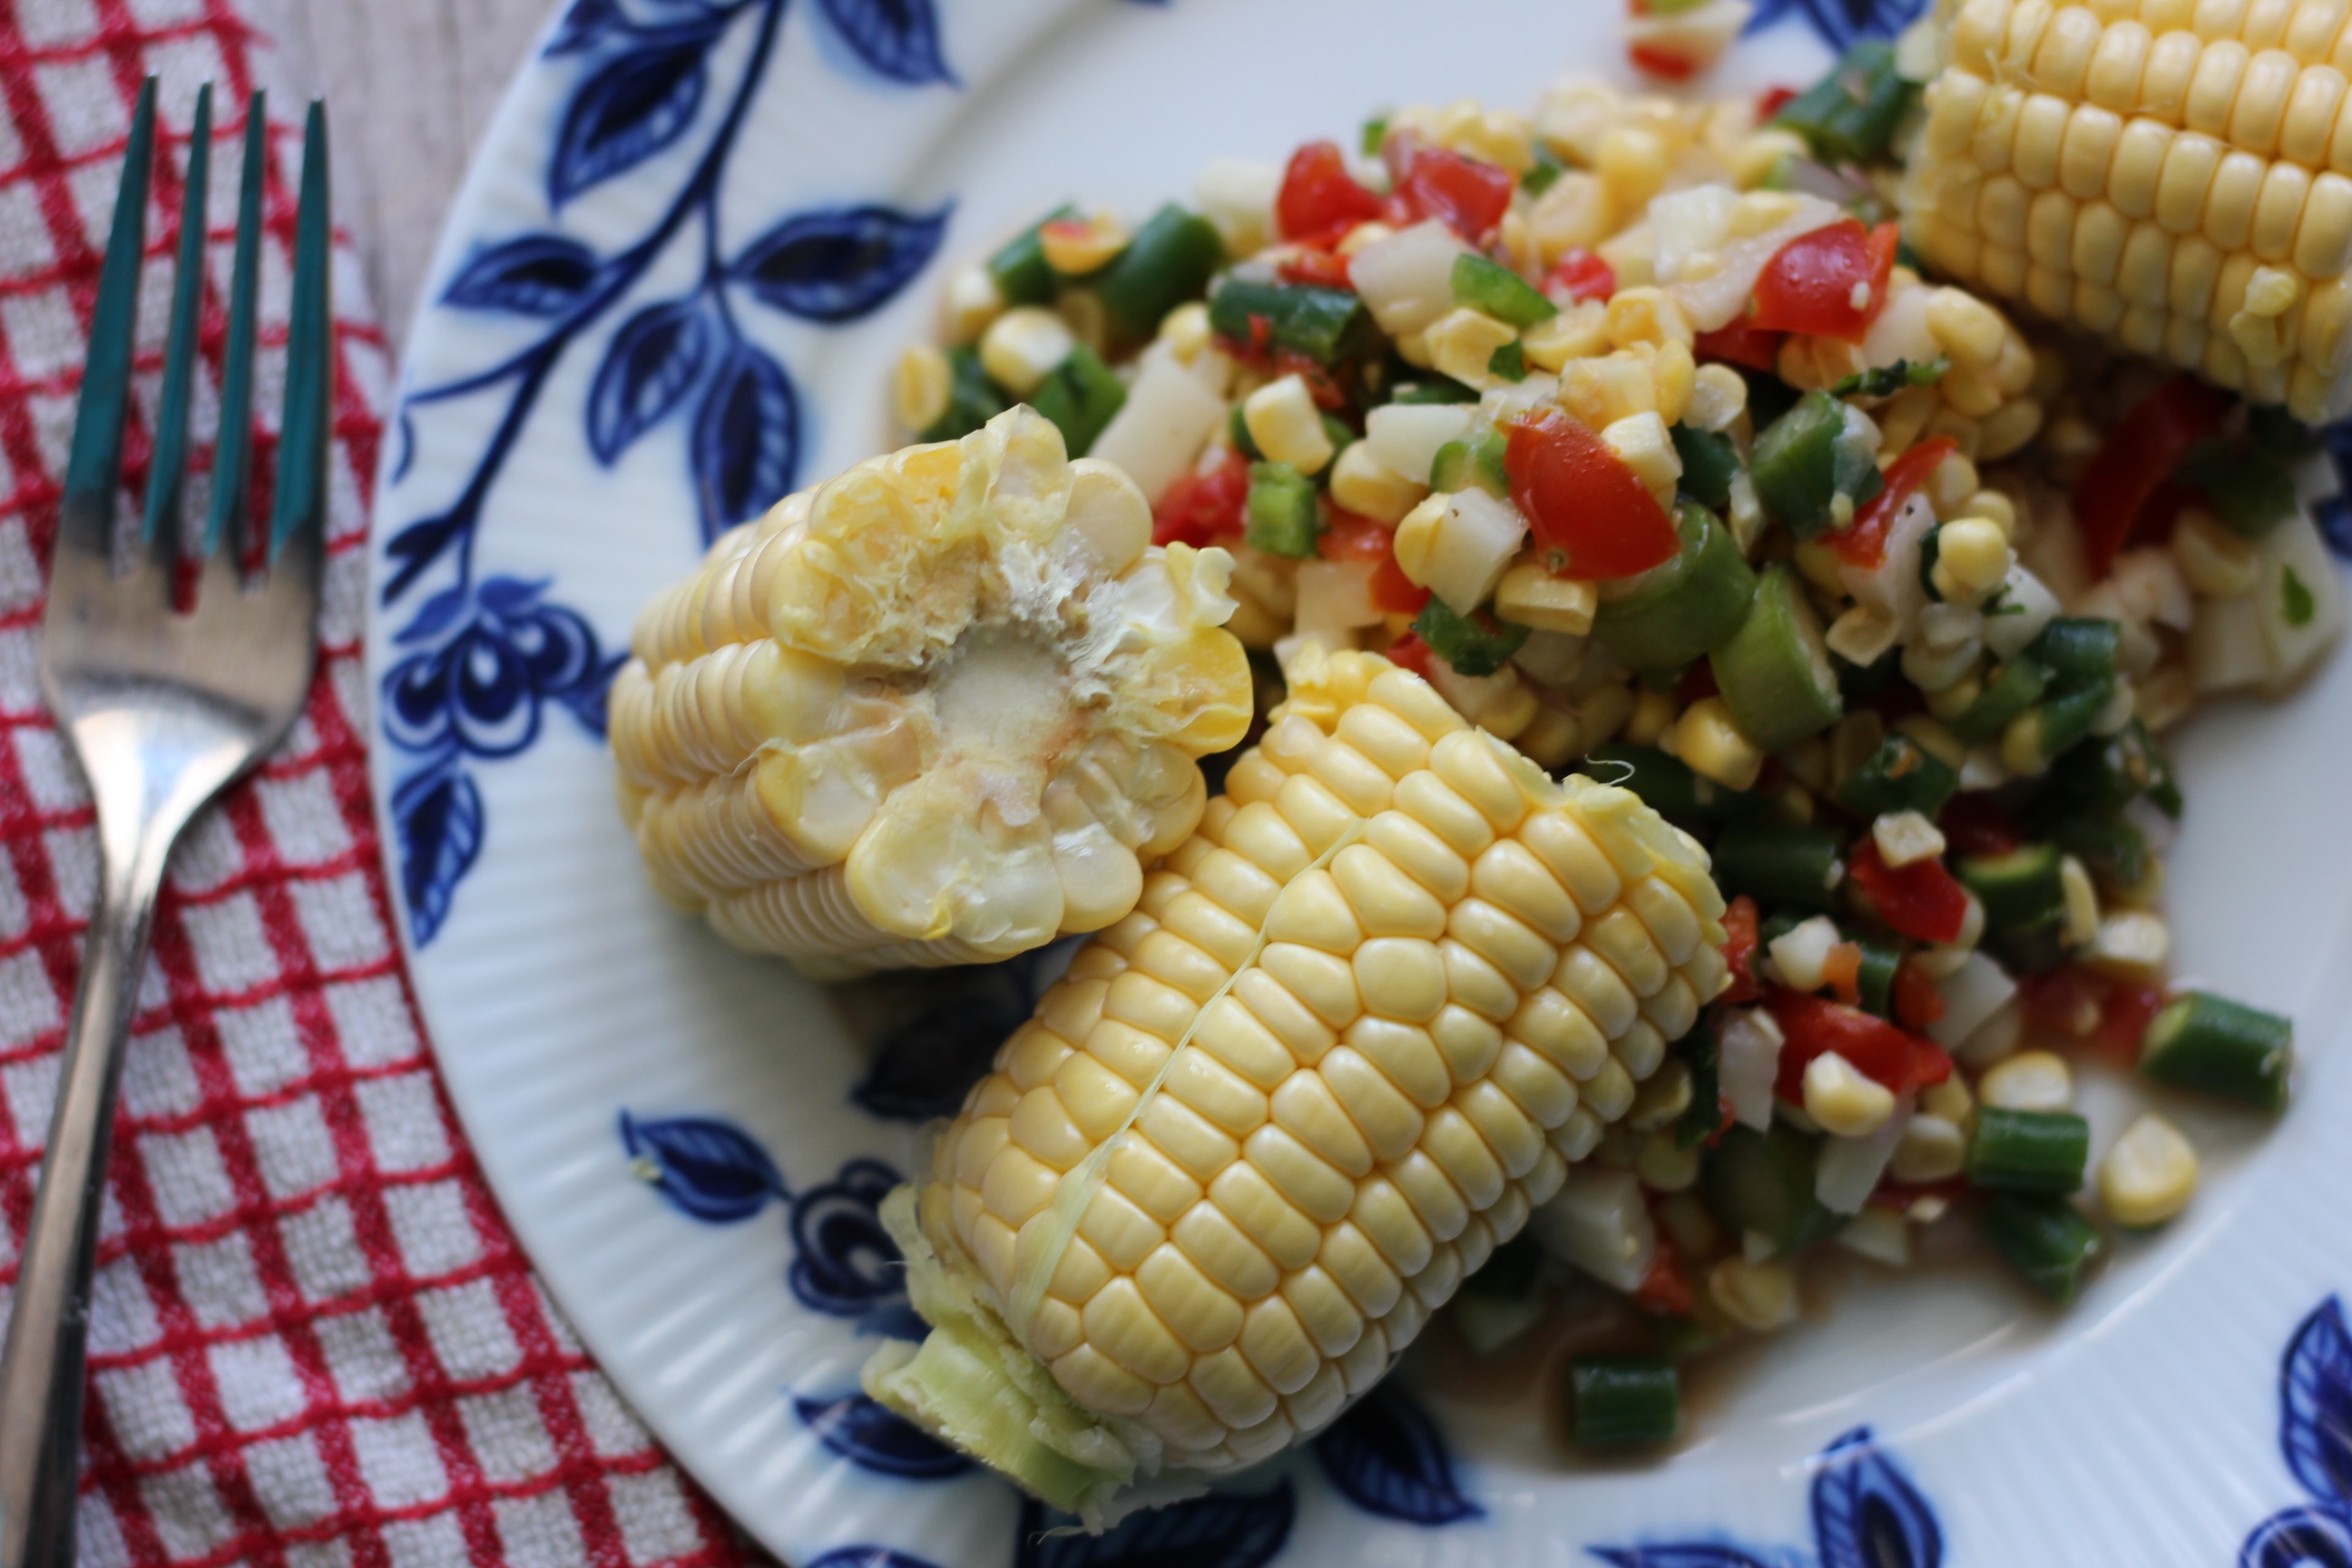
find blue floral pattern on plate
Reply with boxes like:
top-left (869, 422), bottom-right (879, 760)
top-left (1312, 1384), bottom-right (1481, 1525)
top-left (1592, 1427), bottom-right (1941, 1568)
top-left (2240, 1297), bottom-right (2352, 1567)
top-left (380, 0), bottom-right (956, 943)
top-left (1748, 0), bottom-right (1932, 47)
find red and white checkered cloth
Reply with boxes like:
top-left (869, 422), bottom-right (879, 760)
top-left (0, 2), bottom-right (758, 1563)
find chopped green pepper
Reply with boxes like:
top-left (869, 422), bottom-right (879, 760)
top-left (1572, 1357), bottom-right (1681, 1446)
top-left (1773, 40), bottom-right (1916, 164)
top-left (1209, 279), bottom-right (1377, 365)
top-left (1487, 339), bottom-right (1527, 381)
top-left (1830, 358), bottom-right (1948, 398)
top-left (1710, 564), bottom-right (1845, 751)
top-left (919, 345), bottom-right (1010, 443)
top-left (1244, 461), bottom-right (1320, 557)
top-left (1413, 597), bottom-right (1529, 677)
top-left (1026, 345), bottom-right (1127, 456)
top-left (1750, 388), bottom-right (1885, 537)
top-left (1452, 253), bottom-right (1557, 329)
top-left (986, 204), bottom-right (1076, 306)
top-left (2180, 436), bottom-right (2298, 539)
top-left (1835, 733), bottom-right (1960, 818)
top-left (1594, 503), bottom-right (1759, 672)
top-left (1704, 1123), bottom-right (1838, 1256)
top-left (1671, 424), bottom-right (1740, 509)
top-left (1948, 658), bottom-right (2049, 744)
top-left (1712, 822), bottom-right (1846, 914)
top-left (1429, 428), bottom-right (1510, 496)
top-left (1093, 205), bottom-right (1226, 346)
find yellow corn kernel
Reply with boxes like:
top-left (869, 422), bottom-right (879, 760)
top-left (1731, 128), bottom-right (1809, 188)
top-left (1558, 351), bottom-right (1661, 430)
top-left (1888, 1113), bottom-right (1968, 1183)
top-left (1530, 172), bottom-right (1617, 262)
top-left (1670, 698), bottom-right (1764, 791)
top-left (1523, 301), bottom-right (1612, 371)
top-left (1684, 363), bottom-right (1749, 432)
top-left (2059, 853), bottom-right (2102, 946)
top-left (1708, 1255), bottom-right (1799, 1330)
top-left (1494, 562), bottom-right (1599, 635)
top-left (1802, 1051), bottom-right (1899, 1137)
top-left (1596, 126), bottom-right (1671, 212)
top-left (2173, 504), bottom-right (2263, 593)
top-left (2099, 1112), bottom-right (2199, 1226)
top-left (1245, 375), bottom-right (1338, 475)
top-left (1872, 809), bottom-right (1949, 867)
top-left (1601, 411), bottom-right (1682, 514)
top-left (1161, 302), bottom-right (1214, 361)
top-left (1041, 211), bottom-right (1131, 276)
top-left (946, 263), bottom-right (1006, 343)
top-left (1329, 443), bottom-right (1426, 525)
top-left (1933, 517), bottom-right (2016, 603)
top-left (894, 343), bottom-right (952, 433)
top-left (1980, 1049), bottom-right (2073, 1111)
top-left (2084, 909), bottom-right (2172, 980)
top-left (981, 307), bottom-right (1077, 397)
top-left (1605, 287), bottom-right (1697, 350)
top-left (1623, 686), bottom-right (1679, 748)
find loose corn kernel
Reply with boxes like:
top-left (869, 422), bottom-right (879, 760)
top-left (2171, 505), bottom-right (2261, 594)
top-left (1494, 561), bottom-right (1598, 634)
top-left (2058, 854), bottom-right (2101, 946)
top-left (1731, 128), bottom-right (1809, 189)
top-left (1709, 1256), bottom-right (1799, 1330)
top-left (1329, 443), bottom-right (1426, 524)
top-left (980, 306), bottom-right (1076, 397)
top-left (1932, 517), bottom-right (2015, 603)
top-left (1684, 363), bottom-right (1749, 432)
top-left (1596, 126), bottom-right (1671, 211)
top-left (1979, 1049), bottom-right (2073, 1112)
top-left (1601, 411), bottom-right (1681, 514)
top-left (2099, 1112), bottom-right (2200, 1227)
top-left (1426, 308), bottom-right (1523, 388)
top-left (1872, 809), bottom-right (1949, 867)
top-left (1558, 351), bottom-right (1661, 429)
top-left (1837, 1208), bottom-right (1913, 1266)
top-left (1338, 220), bottom-right (1396, 258)
top-left (1802, 1051), bottom-right (1898, 1137)
top-left (1888, 1112), bottom-right (1967, 1184)
top-left (894, 343), bottom-right (953, 433)
top-left (1245, 375), bottom-right (1338, 475)
top-left (1964, 487), bottom-right (2020, 539)
top-left (1976, 398), bottom-right (2043, 461)
top-left (1530, 172), bottom-right (1617, 261)
top-left (1394, 489), bottom-right (1527, 613)
top-left (1920, 1074), bottom-right (1973, 1126)
top-left (1926, 451), bottom-right (1981, 518)
top-left (2084, 909), bottom-right (2171, 981)
top-left (1629, 1060), bottom-right (1694, 1131)
top-left (1523, 301), bottom-right (1612, 370)
top-left (1671, 697), bottom-right (1765, 791)
top-left (1927, 287), bottom-right (2010, 368)
top-left (1160, 301), bottom-right (1214, 361)
top-left (1040, 211), bottom-right (1131, 276)
top-left (1605, 287), bottom-right (1696, 350)
top-left (946, 263), bottom-right (1006, 343)
top-left (1636, 1130), bottom-right (1701, 1191)
top-left (1624, 686), bottom-right (1679, 747)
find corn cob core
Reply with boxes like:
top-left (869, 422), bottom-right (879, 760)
top-left (865, 649), bottom-right (1729, 1522)
top-left (1903, 0), bottom-right (2352, 419)
top-left (611, 408), bottom-right (1254, 979)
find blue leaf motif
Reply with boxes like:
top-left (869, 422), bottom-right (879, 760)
top-left (816, 0), bottom-right (957, 85)
top-left (550, 29), bottom-right (717, 204)
top-left (1313, 1383), bottom-right (1482, 1525)
top-left (789, 1158), bottom-right (908, 1315)
top-left (1747, 0), bottom-right (1929, 44)
top-left (794, 1393), bottom-right (973, 1479)
top-left (733, 205), bottom-right (952, 323)
top-left (544, 0), bottom-right (620, 55)
top-left (2284, 1298), bottom-right (2352, 1504)
top-left (850, 955), bottom-right (1048, 1122)
top-left (445, 234), bottom-right (603, 317)
top-left (392, 768), bottom-right (482, 946)
top-left (692, 341), bottom-right (799, 542)
top-left (394, 586), bottom-right (469, 646)
top-left (1590, 1547), bottom-right (1779, 1568)
top-left (588, 299), bottom-right (714, 464)
top-left (620, 1111), bottom-right (786, 1222)
top-left (808, 1552), bottom-right (946, 1568)
top-left (1017, 1485), bottom-right (1294, 1568)
top-left (2319, 422), bottom-right (2352, 561)
top-left (1811, 1427), bottom-right (1941, 1568)
top-left (2242, 1504), bottom-right (2352, 1568)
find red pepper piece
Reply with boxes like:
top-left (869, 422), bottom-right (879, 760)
top-left (1758, 84), bottom-right (1799, 119)
top-left (1278, 247), bottom-right (1355, 289)
top-left (1836, 436), bottom-right (1957, 569)
top-left (1693, 315), bottom-right (1785, 371)
top-left (1277, 141), bottom-right (1385, 241)
top-left (1152, 452), bottom-right (1250, 547)
top-left (1318, 509), bottom-right (1393, 561)
top-left (2073, 375), bottom-right (2234, 578)
top-left (1821, 941), bottom-right (1865, 1006)
top-left (2096, 981), bottom-right (2169, 1063)
top-left (1847, 838), bottom-right (1972, 946)
top-left (1892, 959), bottom-right (1948, 1032)
top-left (1371, 554), bottom-right (1432, 614)
top-left (1632, 1239), bottom-right (1696, 1317)
top-left (1720, 895), bottom-right (1762, 1004)
top-left (1503, 408), bottom-right (1681, 580)
top-left (2019, 965), bottom-right (2105, 1040)
top-left (1629, 41), bottom-right (1701, 80)
top-left (1767, 989), bottom-right (1953, 1101)
top-left (1386, 632), bottom-right (1436, 678)
top-left (1545, 247), bottom-right (1618, 304)
top-left (1387, 141), bottom-right (1516, 240)
top-left (1749, 219), bottom-right (1899, 342)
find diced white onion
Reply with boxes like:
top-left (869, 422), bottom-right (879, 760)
top-left (1668, 193), bottom-right (1843, 332)
top-left (1862, 279), bottom-right (1938, 369)
top-left (1292, 559), bottom-right (1382, 637)
top-left (1085, 355), bottom-right (1227, 505)
top-left (2255, 507), bottom-right (2347, 691)
top-left (1926, 951), bottom-right (2017, 1048)
top-left (1835, 1207), bottom-right (1913, 1266)
top-left (1816, 1095), bottom-right (1913, 1215)
top-left (1349, 220), bottom-right (1472, 338)
top-left (1192, 158), bottom-right (1280, 251)
top-left (1366, 402), bottom-right (1475, 485)
top-left (2189, 590), bottom-right (2269, 693)
top-left (1718, 1007), bottom-right (1785, 1130)
top-left (1647, 184), bottom-right (1741, 286)
top-left (1531, 1168), bottom-right (1658, 1293)
top-left (1839, 492), bottom-right (1936, 631)
top-left (1983, 563), bottom-right (2061, 659)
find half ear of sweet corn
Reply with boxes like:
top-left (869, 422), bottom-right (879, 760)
top-left (864, 648), bottom-right (1729, 1524)
top-left (611, 408), bottom-right (1254, 980)
top-left (1903, 0), bottom-right (2352, 419)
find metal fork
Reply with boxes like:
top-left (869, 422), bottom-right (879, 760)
top-left (0, 80), bottom-right (331, 1568)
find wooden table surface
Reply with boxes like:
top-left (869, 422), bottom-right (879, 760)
top-left (250, 0), bottom-right (550, 350)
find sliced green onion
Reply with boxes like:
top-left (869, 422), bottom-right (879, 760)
top-left (1829, 358), bottom-right (1948, 398)
top-left (2139, 992), bottom-right (2294, 1112)
top-left (1244, 461), bottom-right (1320, 557)
top-left (987, 205), bottom-right (1077, 306)
top-left (1834, 732), bottom-right (1959, 818)
top-left (1227, 403), bottom-right (1262, 460)
top-left (1430, 428), bottom-right (1511, 496)
top-left (1487, 339), bottom-right (1528, 381)
top-left (1856, 937), bottom-right (1900, 1019)
top-left (1750, 388), bottom-right (1886, 538)
top-left (1948, 658), bottom-right (2048, 744)
top-left (1704, 1123), bottom-right (1837, 1256)
top-left (1520, 144), bottom-right (1566, 197)
top-left (1676, 1029), bottom-right (1722, 1149)
top-left (1594, 503), bottom-right (1759, 672)
top-left (1360, 114), bottom-right (1390, 158)
top-left (1453, 253), bottom-right (1557, 329)
top-left (1955, 842), bottom-right (2064, 934)
top-left (1979, 1193), bottom-right (2104, 1303)
top-left (1671, 424), bottom-right (1741, 509)
top-left (2026, 678), bottom-right (2116, 764)
top-left (2049, 813), bottom-right (2146, 894)
top-left (1413, 597), bottom-right (1529, 677)
top-left (921, 346), bottom-right (1010, 443)
top-left (1774, 40), bottom-right (1915, 164)
top-left (2180, 436), bottom-right (2298, 539)
top-left (1027, 345), bottom-right (1127, 456)
top-left (1711, 822), bottom-right (1845, 914)
top-left (2024, 618), bottom-right (2122, 689)
top-left (1209, 279), bottom-right (1376, 365)
top-left (1572, 1357), bottom-right (1681, 1446)
top-left (1966, 1107), bottom-right (2090, 1193)
top-left (1093, 205), bottom-right (1226, 346)
top-left (1710, 564), bottom-right (1845, 751)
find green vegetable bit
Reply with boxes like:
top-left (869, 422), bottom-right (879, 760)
top-left (1429, 428), bottom-right (1511, 496)
top-left (1452, 253), bottom-right (1557, 329)
top-left (1750, 388), bottom-right (1885, 538)
top-left (1027, 345), bottom-right (1127, 456)
top-left (1593, 503), bottom-right (1759, 672)
top-left (1676, 1028), bottom-right (1723, 1149)
top-left (1705, 1123), bottom-right (1838, 1256)
top-left (1979, 1193), bottom-right (2105, 1303)
top-left (1244, 462), bottom-right (1320, 557)
top-left (1093, 204), bottom-right (1227, 346)
top-left (1572, 1357), bottom-right (1681, 1446)
top-left (1835, 732), bottom-right (1959, 818)
top-left (2286, 564), bottom-right (2318, 628)
top-left (2139, 992), bottom-right (2294, 1112)
top-left (920, 346), bottom-right (1011, 443)
top-left (1774, 40), bottom-right (1916, 165)
top-left (986, 205), bottom-right (1077, 306)
top-left (2180, 436), bottom-right (2298, 539)
top-left (1947, 658), bottom-right (2048, 744)
top-left (1955, 843), bottom-right (2065, 935)
top-left (1209, 279), bottom-right (1377, 365)
top-left (1710, 564), bottom-right (1845, 751)
top-left (1966, 1107), bottom-right (2091, 1194)
top-left (1830, 358), bottom-right (1948, 398)
top-left (1487, 339), bottom-right (1528, 381)
top-left (1671, 424), bottom-right (1740, 510)
top-left (1389, 377), bottom-right (1484, 405)
top-left (1413, 597), bottom-right (1529, 677)
top-left (1587, 744), bottom-right (1759, 824)
top-left (1520, 144), bottom-right (1566, 197)
top-left (1711, 822), bottom-right (1846, 914)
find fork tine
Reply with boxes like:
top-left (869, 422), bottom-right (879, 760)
top-left (201, 89), bottom-right (264, 560)
top-left (56, 76), bottom-right (156, 567)
top-left (268, 99), bottom-right (330, 569)
top-left (141, 82), bottom-right (210, 573)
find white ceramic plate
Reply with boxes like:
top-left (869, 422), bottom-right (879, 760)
top-left (365, 0), bottom-right (2352, 1563)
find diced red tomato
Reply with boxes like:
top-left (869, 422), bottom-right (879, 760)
top-left (1629, 41), bottom-right (1700, 80)
top-left (1693, 315), bottom-right (1785, 371)
top-left (2096, 981), bottom-right (2169, 1063)
top-left (1938, 794), bottom-right (2024, 859)
top-left (1892, 960), bottom-right (1948, 1032)
top-left (1545, 247), bottom-right (1618, 304)
top-left (1371, 554), bottom-right (1432, 614)
top-left (1835, 436), bottom-right (1956, 569)
top-left (1820, 941), bottom-right (1865, 1006)
top-left (1318, 509), bottom-right (1392, 561)
top-left (1758, 84), bottom-right (1799, 120)
top-left (1632, 1239), bottom-right (1696, 1317)
top-left (1720, 895), bottom-right (1761, 1004)
top-left (1152, 452), bottom-right (1250, 548)
top-left (1278, 247), bottom-right (1355, 289)
top-left (1386, 632), bottom-right (1436, 678)
top-left (2073, 375), bottom-right (2234, 577)
top-left (1274, 347), bottom-right (1350, 411)
top-left (1386, 140), bottom-right (1516, 240)
top-left (1767, 989), bottom-right (1954, 1101)
top-left (2018, 965), bottom-right (2105, 1040)
top-left (1277, 141), bottom-right (1386, 241)
top-left (1847, 839), bottom-right (1972, 946)
top-left (1502, 408), bottom-right (1681, 580)
top-left (1749, 219), bottom-right (1899, 342)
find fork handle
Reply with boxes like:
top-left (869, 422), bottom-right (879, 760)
top-left (0, 847), bottom-right (166, 1568)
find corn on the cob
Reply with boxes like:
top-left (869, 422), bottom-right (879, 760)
top-left (1903, 0), bottom-right (2352, 419)
top-left (864, 648), bottom-right (1728, 1522)
top-left (611, 408), bottom-right (1253, 980)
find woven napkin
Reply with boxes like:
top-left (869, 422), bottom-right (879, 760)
top-left (0, 2), bottom-right (753, 1563)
